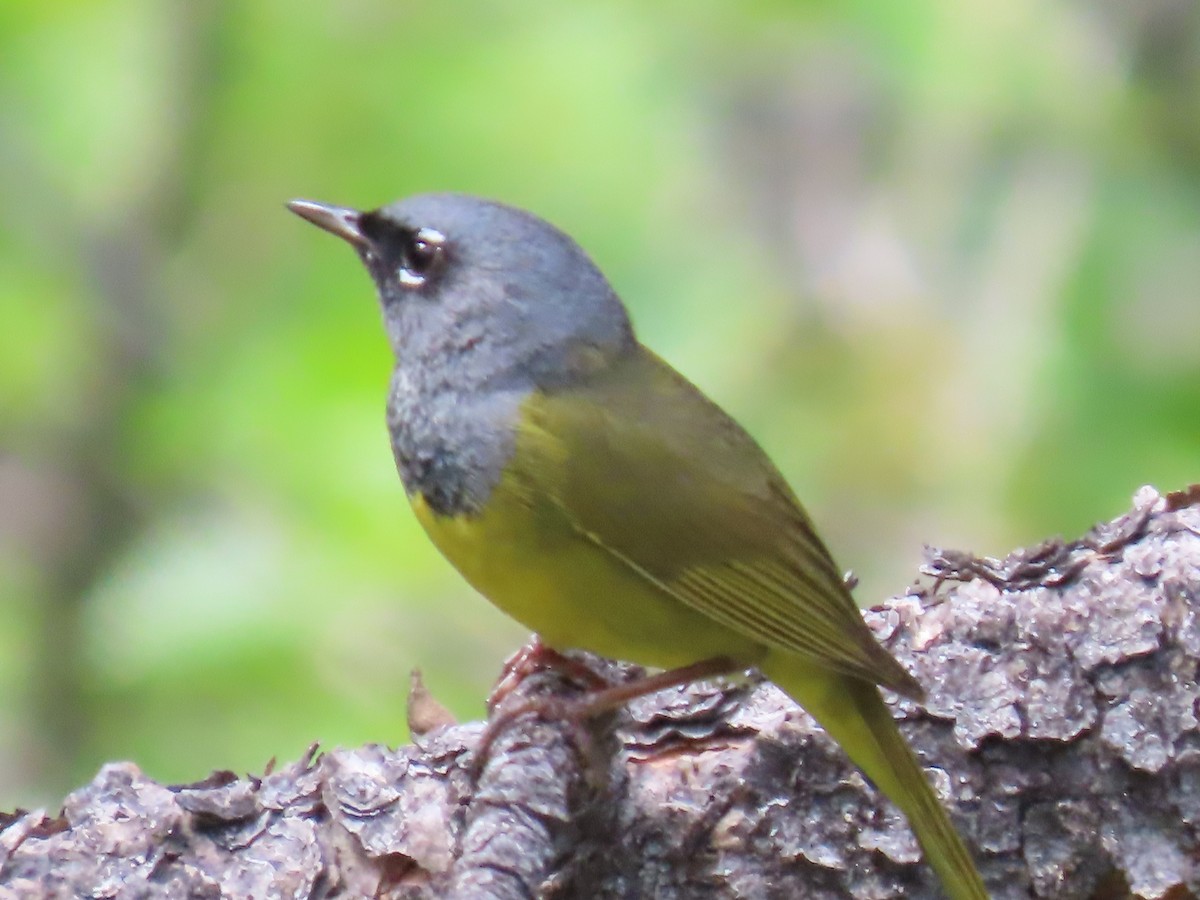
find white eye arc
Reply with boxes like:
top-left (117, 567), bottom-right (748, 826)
top-left (398, 227), bottom-right (446, 287)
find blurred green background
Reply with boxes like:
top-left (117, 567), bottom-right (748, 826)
top-left (1, 0), bottom-right (1197, 809)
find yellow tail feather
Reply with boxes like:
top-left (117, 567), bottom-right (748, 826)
top-left (762, 652), bottom-right (988, 900)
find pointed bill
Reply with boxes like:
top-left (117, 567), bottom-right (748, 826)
top-left (286, 199), bottom-right (369, 249)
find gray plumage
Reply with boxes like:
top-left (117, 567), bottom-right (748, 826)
top-left (344, 194), bottom-right (635, 514)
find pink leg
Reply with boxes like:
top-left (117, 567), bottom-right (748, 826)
top-left (488, 635), bottom-right (613, 712)
top-left (476, 655), bottom-right (743, 767)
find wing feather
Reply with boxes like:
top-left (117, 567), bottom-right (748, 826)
top-left (515, 348), bottom-right (923, 698)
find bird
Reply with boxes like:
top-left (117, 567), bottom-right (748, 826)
top-left (287, 193), bottom-right (988, 898)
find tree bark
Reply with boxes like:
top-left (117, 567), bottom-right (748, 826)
top-left (2, 485), bottom-right (1198, 899)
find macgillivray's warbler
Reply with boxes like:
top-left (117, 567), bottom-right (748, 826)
top-left (287, 194), bottom-right (987, 898)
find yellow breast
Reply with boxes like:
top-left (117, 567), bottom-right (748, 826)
top-left (410, 486), bottom-right (761, 671)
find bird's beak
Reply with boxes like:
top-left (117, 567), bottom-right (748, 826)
top-left (286, 199), bottom-right (369, 249)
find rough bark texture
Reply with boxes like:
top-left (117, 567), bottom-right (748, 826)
top-left (3, 485), bottom-right (1199, 900)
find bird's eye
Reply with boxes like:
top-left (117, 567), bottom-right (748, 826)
top-left (398, 227), bottom-right (446, 287)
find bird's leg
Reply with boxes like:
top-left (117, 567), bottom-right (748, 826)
top-left (555, 655), bottom-right (743, 719)
top-left (475, 655), bottom-right (744, 768)
top-left (487, 635), bottom-right (613, 712)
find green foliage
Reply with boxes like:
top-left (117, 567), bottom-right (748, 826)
top-left (1, 0), bottom-right (1197, 806)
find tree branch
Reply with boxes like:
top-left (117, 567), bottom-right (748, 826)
top-left (3, 485), bottom-right (1198, 899)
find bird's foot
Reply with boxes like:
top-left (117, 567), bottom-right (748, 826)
top-left (473, 654), bottom-right (744, 776)
top-left (487, 635), bottom-right (613, 713)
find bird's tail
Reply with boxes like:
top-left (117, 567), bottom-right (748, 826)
top-left (762, 652), bottom-right (988, 900)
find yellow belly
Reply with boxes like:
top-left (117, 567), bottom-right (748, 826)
top-left (411, 489), bottom-right (763, 671)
